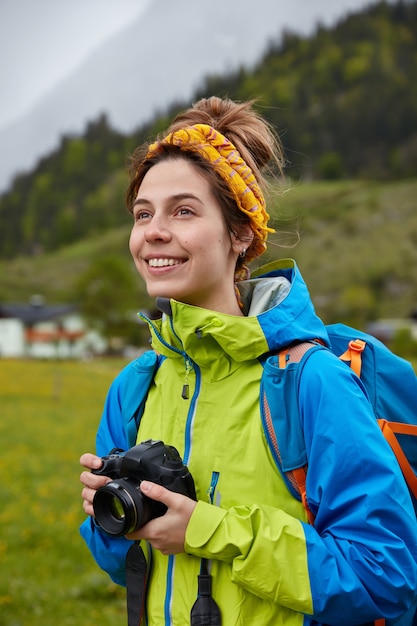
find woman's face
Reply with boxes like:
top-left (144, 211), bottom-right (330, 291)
top-left (129, 158), bottom-right (245, 314)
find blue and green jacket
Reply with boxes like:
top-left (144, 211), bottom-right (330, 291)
top-left (80, 259), bottom-right (417, 625)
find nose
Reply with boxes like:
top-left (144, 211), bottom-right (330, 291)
top-left (143, 215), bottom-right (172, 243)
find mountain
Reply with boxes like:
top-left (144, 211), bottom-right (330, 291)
top-left (1, 0), bottom-right (416, 261)
top-left (0, 0), bottom-right (383, 193)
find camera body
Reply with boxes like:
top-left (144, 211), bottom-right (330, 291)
top-left (92, 439), bottom-right (196, 537)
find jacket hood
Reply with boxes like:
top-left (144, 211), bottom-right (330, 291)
top-left (141, 259), bottom-right (329, 365)
top-left (244, 258), bottom-right (330, 352)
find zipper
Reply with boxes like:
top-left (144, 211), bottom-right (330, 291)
top-left (183, 361), bottom-right (200, 466)
top-left (140, 312), bottom-right (200, 403)
top-left (164, 367), bottom-right (201, 624)
top-left (139, 310), bottom-right (204, 624)
top-left (182, 357), bottom-right (192, 400)
top-left (138, 312), bottom-right (185, 359)
top-left (164, 557), bottom-right (174, 625)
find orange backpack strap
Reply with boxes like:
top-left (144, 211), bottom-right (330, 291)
top-left (291, 467), bottom-right (316, 525)
top-left (279, 342), bottom-right (318, 368)
top-left (378, 419), bottom-right (417, 500)
top-left (338, 338), bottom-right (366, 377)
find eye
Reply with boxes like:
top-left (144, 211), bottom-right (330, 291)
top-left (176, 206), bottom-right (194, 216)
top-left (133, 208), bottom-right (152, 222)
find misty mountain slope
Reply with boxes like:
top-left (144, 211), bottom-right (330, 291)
top-left (0, 0), bottom-right (282, 191)
top-left (0, 0), bottom-right (379, 193)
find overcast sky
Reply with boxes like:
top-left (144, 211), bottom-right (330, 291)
top-left (0, 0), bottom-right (389, 135)
top-left (0, 0), bottom-right (151, 131)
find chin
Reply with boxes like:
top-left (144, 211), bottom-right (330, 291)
top-left (146, 285), bottom-right (179, 301)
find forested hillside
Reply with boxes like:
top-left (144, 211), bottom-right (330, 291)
top-left (0, 0), bottom-right (416, 261)
top-left (1, 178), bottom-right (416, 334)
top-left (199, 0), bottom-right (417, 180)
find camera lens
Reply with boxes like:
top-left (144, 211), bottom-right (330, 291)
top-left (110, 496), bottom-right (125, 521)
top-left (93, 478), bottom-right (152, 537)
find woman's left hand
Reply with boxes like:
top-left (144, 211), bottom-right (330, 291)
top-left (126, 481), bottom-right (197, 555)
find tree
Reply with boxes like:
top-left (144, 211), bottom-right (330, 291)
top-left (74, 255), bottom-right (149, 349)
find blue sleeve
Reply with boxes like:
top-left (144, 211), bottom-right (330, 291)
top-left (79, 361), bottom-right (138, 587)
top-left (299, 349), bottom-right (417, 624)
top-left (79, 351), bottom-right (161, 585)
top-left (80, 517), bottom-right (131, 587)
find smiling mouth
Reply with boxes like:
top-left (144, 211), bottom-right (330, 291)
top-left (147, 258), bottom-right (184, 267)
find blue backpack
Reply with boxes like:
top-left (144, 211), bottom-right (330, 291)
top-left (260, 323), bottom-right (417, 527)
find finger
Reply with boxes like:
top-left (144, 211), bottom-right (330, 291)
top-left (82, 498), bottom-right (95, 517)
top-left (81, 484), bottom-right (97, 503)
top-left (80, 453), bottom-right (103, 470)
top-left (81, 486), bottom-right (96, 517)
top-left (80, 470), bottom-right (109, 489)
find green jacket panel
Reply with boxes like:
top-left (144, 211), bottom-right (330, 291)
top-left (136, 318), bottom-right (311, 624)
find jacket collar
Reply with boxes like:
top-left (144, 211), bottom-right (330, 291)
top-left (140, 259), bottom-right (328, 370)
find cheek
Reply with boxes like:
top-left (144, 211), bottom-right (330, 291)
top-left (128, 235), bottom-right (135, 258)
top-left (129, 232), bottom-right (145, 275)
top-left (199, 235), bottom-right (235, 270)
top-left (129, 228), bottom-right (140, 256)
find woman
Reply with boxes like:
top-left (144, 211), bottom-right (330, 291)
top-left (80, 97), bottom-right (417, 625)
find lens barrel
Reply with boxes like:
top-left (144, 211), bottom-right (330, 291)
top-left (93, 478), bottom-right (151, 536)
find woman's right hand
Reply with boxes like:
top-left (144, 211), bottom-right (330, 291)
top-left (79, 453), bottom-right (109, 517)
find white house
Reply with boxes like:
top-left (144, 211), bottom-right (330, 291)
top-left (0, 296), bottom-right (107, 358)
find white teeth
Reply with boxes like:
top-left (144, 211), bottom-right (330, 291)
top-left (148, 258), bottom-right (181, 267)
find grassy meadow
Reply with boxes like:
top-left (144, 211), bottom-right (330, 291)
top-left (1, 353), bottom-right (416, 626)
top-left (0, 358), bottom-right (130, 626)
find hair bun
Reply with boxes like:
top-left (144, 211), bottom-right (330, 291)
top-left (168, 97), bottom-right (284, 185)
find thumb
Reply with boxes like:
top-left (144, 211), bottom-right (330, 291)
top-left (140, 480), bottom-right (172, 504)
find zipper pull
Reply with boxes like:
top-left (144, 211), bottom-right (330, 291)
top-left (207, 471), bottom-right (220, 504)
top-left (182, 359), bottom-right (191, 400)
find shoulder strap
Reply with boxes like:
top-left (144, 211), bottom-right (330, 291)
top-left (378, 419), bottom-right (417, 503)
top-left (279, 342), bottom-right (319, 526)
top-left (279, 342), bottom-right (319, 368)
top-left (121, 350), bottom-right (163, 448)
top-left (260, 342), bottom-right (322, 524)
top-left (338, 338), bottom-right (366, 377)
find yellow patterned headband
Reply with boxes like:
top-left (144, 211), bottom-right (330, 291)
top-left (146, 124), bottom-right (274, 262)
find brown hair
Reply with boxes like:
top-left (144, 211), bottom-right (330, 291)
top-left (126, 97), bottom-right (284, 269)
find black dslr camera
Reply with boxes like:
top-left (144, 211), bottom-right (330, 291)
top-left (92, 439), bottom-right (196, 537)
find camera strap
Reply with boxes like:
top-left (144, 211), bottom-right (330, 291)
top-left (126, 542), bottom-right (148, 626)
top-left (190, 559), bottom-right (221, 626)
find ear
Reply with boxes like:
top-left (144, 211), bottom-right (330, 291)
top-left (231, 224), bottom-right (254, 255)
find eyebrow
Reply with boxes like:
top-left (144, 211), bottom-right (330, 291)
top-left (133, 192), bottom-right (203, 207)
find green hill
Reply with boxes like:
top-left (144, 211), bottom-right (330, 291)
top-left (1, 178), bottom-right (416, 329)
